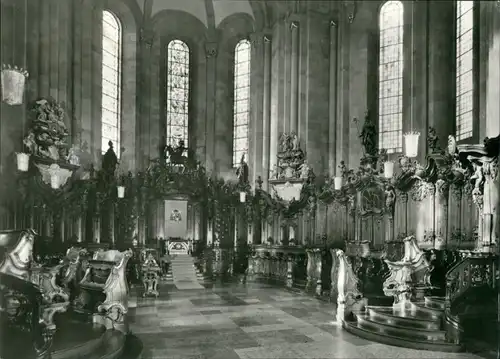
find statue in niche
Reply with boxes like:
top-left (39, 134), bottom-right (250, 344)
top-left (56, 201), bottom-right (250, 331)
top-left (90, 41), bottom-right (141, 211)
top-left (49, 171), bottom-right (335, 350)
top-left (359, 110), bottom-right (377, 158)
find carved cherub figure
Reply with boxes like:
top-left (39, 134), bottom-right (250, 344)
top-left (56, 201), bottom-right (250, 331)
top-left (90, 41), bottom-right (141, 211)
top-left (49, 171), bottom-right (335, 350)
top-left (299, 162), bottom-right (310, 179)
top-left (270, 164), bottom-right (278, 179)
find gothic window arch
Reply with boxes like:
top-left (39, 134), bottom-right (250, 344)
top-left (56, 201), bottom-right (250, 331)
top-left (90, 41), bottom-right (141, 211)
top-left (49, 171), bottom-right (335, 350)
top-left (101, 10), bottom-right (122, 156)
top-left (233, 39), bottom-right (251, 167)
top-left (455, 1), bottom-right (474, 141)
top-left (166, 40), bottom-right (190, 148)
top-left (378, 0), bottom-right (404, 154)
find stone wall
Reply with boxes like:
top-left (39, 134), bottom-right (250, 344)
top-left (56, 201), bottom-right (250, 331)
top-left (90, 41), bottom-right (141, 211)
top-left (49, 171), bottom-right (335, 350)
top-left (1, 0), bottom-right (499, 201)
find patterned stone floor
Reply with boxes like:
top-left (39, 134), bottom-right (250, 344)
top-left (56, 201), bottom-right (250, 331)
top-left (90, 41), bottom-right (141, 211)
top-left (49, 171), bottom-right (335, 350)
top-left (129, 282), bottom-right (495, 359)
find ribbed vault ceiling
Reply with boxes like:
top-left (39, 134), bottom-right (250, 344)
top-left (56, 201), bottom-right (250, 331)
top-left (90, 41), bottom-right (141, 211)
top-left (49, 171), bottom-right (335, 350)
top-left (137, 0), bottom-right (255, 28)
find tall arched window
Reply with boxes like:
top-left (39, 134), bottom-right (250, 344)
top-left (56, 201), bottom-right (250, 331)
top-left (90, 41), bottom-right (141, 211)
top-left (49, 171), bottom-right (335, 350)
top-left (455, 1), bottom-right (474, 140)
top-left (101, 10), bottom-right (122, 156)
top-left (233, 39), bottom-right (251, 167)
top-left (166, 40), bottom-right (190, 148)
top-left (378, 1), bottom-right (404, 154)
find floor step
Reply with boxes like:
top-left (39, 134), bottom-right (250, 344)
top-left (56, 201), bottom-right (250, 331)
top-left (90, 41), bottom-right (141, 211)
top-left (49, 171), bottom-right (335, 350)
top-left (409, 301), bottom-right (444, 320)
top-left (424, 296), bottom-right (446, 310)
top-left (367, 307), bottom-right (441, 331)
top-left (355, 313), bottom-right (447, 342)
top-left (343, 321), bottom-right (463, 352)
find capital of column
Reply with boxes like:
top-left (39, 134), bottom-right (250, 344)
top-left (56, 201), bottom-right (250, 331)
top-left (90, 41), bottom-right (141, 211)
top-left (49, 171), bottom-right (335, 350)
top-left (330, 20), bottom-right (338, 27)
top-left (205, 42), bottom-right (218, 58)
top-left (290, 21), bottom-right (299, 30)
top-left (140, 28), bottom-right (154, 47)
top-left (343, 0), bottom-right (357, 24)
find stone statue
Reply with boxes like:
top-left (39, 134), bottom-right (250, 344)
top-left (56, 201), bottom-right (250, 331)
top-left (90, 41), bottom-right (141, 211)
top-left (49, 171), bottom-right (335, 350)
top-left (23, 131), bottom-right (38, 155)
top-left (279, 133), bottom-right (292, 153)
top-left (384, 185), bottom-right (396, 213)
top-left (359, 110), bottom-right (377, 157)
top-left (236, 153), bottom-right (249, 184)
top-left (66, 145), bottom-right (80, 166)
top-left (300, 162), bottom-right (310, 179)
top-left (291, 133), bottom-right (299, 151)
top-left (482, 160), bottom-right (498, 245)
top-left (165, 139), bottom-right (188, 166)
top-left (427, 127), bottom-right (440, 153)
top-left (270, 164), bottom-right (281, 180)
top-left (447, 135), bottom-right (457, 155)
top-left (102, 141), bottom-right (118, 184)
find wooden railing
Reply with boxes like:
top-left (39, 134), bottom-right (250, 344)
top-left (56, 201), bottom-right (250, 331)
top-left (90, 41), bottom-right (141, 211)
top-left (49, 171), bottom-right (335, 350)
top-left (444, 252), bottom-right (498, 343)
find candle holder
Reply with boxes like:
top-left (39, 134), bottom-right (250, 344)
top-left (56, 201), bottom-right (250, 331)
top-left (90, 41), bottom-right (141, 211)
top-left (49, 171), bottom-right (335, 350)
top-left (117, 185), bottom-right (125, 198)
top-left (404, 131), bottom-right (420, 158)
top-left (16, 152), bottom-right (30, 172)
top-left (334, 176), bottom-right (342, 191)
top-left (383, 161), bottom-right (394, 179)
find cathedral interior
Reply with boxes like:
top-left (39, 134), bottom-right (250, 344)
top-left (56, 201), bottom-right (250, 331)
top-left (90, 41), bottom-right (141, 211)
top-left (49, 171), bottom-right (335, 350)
top-left (0, 0), bottom-right (499, 358)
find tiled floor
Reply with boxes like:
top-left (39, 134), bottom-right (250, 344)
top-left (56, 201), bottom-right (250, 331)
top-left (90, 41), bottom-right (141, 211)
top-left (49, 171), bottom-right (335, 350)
top-left (129, 282), bottom-right (494, 359)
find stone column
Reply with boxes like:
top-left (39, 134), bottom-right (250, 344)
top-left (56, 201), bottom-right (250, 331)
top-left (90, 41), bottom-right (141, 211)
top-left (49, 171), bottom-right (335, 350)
top-left (328, 20), bottom-right (338, 175)
top-left (262, 34), bottom-right (272, 190)
top-left (427, 1), bottom-right (454, 147)
top-left (205, 42), bottom-right (218, 173)
top-left (289, 20), bottom-right (300, 134)
top-left (194, 205), bottom-right (201, 241)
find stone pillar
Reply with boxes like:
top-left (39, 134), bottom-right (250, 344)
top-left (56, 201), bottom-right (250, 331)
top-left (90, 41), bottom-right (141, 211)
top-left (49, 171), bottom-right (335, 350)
top-left (194, 205), bottom-right (201, 241)
top-left (289, 20), bottom-right (300, 134)
top-left (427, 1), bottom-right (454, 147)
top-left (262, 34), bottom-right (272, 190)
top-left (329, 21), bottom-right (338, 175)
top-left (205, 42), bottom-right (218, 173)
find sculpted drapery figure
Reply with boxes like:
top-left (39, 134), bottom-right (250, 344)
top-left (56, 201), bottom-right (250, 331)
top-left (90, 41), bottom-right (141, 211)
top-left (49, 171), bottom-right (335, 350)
top-left (458, 134), bottom-right (499, 248)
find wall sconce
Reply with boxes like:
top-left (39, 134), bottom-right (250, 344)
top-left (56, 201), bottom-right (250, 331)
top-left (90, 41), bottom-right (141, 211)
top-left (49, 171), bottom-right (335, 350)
top-left (334, 176), bottom-right (342, 190)
top-left (16, 152), bottom-right (29, 172)
top-left (117, 185), bottom-right (125, 198)
top-left (239, 191), bottom-right (246, 203)
top-left (383, 161), bottom-right (394, 179)
top-left (404, 131), bottom-right (420, 158)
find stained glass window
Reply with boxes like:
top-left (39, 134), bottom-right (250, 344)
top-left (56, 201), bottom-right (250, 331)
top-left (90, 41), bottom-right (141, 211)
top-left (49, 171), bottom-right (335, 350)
top-left (455, 1), bottom-right (474, 140)
top-left (166, 40), bottom-right (190, 148)
top-left (233, 39), bottom-right (251, 167)
top-left (101, 10), bottom-right (122, 156)
top-left (378, 1), bottom-right (404, 154)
